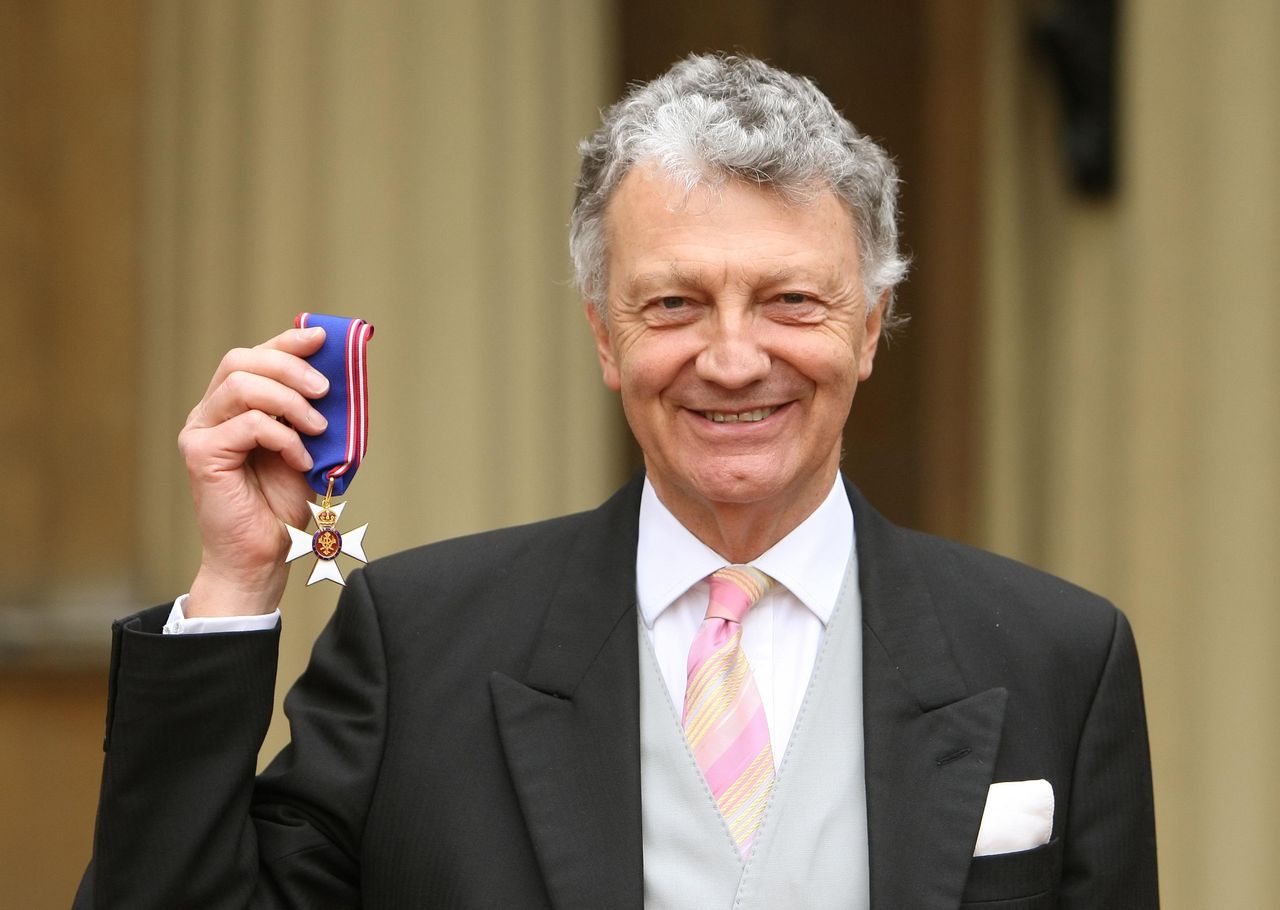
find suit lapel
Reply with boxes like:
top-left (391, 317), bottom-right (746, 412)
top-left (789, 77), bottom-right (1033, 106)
top-left (849, 484), bottom-right (1008, 909)
top-left (489, 476), bottom-right (1004, 909)
top-left (490, 479), bottom-right (645, 910)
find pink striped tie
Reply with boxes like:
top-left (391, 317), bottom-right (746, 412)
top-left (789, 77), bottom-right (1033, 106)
top-left (682, 565), bottom-right (776, 857)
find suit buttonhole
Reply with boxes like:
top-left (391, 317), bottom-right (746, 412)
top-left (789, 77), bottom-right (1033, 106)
top-left (935, 747), bottom-right (971, 767)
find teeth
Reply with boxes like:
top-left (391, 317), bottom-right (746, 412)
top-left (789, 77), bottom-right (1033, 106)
top-left (703, 406), bottom-right (778, 424)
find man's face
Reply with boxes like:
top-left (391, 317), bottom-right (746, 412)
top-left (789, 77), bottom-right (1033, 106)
top-left (587, 165), bottom-right (883, 534)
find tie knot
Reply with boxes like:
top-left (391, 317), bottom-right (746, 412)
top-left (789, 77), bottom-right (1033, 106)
top-left (706, 565), bottom-right (774, 623)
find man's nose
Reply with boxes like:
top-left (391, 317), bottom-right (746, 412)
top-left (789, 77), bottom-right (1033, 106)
top-left (694, 310), bottom-right (771, 389)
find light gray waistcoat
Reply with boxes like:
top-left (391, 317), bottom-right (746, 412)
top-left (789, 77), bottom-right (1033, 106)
top-left (639, 553), bottom-right (869, 909)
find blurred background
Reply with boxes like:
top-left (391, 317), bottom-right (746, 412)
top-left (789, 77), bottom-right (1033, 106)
top-left (2, 1), bottom-right (1276, 906)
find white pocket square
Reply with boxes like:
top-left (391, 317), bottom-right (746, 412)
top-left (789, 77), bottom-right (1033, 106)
top-left (973, 779), bottom-right (1054, 857)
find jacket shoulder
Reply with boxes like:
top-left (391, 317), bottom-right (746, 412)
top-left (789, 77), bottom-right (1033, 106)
top-left (348, 477), bottom-right (642, 638)
top-left (892, 525), bottom-right (1127, 682)
top-left (849, 480), bottom-right (1120, 640)
top-left (903, 526), bottom-right (1114, 615)
top-left (352, 508), bottom-right (599, 630)
top-left (367, 507), bottom-right (595, 586)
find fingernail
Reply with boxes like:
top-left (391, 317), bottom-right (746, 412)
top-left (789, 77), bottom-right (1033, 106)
top-left (308, 370), bottom-right (329, 395)
top-left (310, 409), bottom-right (328, 430)
top-left (302, 450), bottom-right (314, 470)
top-left (304, 326), bottom-right (325, 339)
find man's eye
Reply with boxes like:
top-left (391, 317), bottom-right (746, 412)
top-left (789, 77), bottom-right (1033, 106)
top-left (779, 293), bottom-right (809, 304)
top-left (660, 296), bottom-right (686, 309)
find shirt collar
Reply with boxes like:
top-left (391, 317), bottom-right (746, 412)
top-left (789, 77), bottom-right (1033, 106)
top-left (636, 474), bottom-right (854, 628)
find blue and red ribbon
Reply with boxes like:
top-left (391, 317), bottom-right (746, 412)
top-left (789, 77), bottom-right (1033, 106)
top-left (294, 313), bottom-right (375, 496)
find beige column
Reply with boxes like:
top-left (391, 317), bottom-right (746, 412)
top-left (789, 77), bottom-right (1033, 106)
top-left (0, 0), bottom-right (142, 658)
top-left (983, 1), bottom-right (1280, 905)
top-left (139, 0), bottom-right (620, 759)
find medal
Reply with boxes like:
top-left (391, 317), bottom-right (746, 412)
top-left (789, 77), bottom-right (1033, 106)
top-left (283, 313), bottom-right (375, 586)
top-left (285, 478), bottom-right (369, 585)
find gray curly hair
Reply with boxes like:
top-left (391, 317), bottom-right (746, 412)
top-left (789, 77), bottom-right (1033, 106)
top-left (570, 53), bottom-right (909, 331)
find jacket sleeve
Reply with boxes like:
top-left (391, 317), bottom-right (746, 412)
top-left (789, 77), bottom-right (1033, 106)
top-left (1059, 610), bottom-right (1160, 907)
top-left (75, 568), bottom-right (387, 909)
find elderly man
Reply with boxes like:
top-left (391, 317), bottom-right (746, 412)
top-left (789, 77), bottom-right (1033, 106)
top-left (78, 55), bottom-right (1157, 909)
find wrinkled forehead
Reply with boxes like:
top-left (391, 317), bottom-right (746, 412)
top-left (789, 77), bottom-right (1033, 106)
top-left (602, 164), bottom-right (865, 297)
top-left (603, 159), bottom-right (858, 243)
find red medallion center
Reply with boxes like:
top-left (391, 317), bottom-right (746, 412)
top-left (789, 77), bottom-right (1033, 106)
top-left (312, 528), bottom-right (342, 560)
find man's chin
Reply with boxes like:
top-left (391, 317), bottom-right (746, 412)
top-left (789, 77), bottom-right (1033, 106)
top-left (666, 464), bottom-right (802, 511)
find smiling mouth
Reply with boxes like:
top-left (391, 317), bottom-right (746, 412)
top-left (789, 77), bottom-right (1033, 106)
top-left (701, 406), bottom-right (780, 424)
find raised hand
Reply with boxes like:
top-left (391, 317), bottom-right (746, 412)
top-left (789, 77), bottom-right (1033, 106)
top-left (178, 326), bottom-right (330, 617)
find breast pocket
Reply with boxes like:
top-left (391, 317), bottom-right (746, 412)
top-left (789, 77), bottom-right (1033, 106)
top-left (959, 837), bottom-right (1062, 908)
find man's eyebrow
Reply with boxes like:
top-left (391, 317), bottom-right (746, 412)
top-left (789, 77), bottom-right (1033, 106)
top-left (758, 267), bottom-right (793, 286)
top-left (624, 265), bottom-right (701, 293)
top-left (756, 265), bottom-right (842, 289)
top-left (623, 262), bottom-right (839, 296)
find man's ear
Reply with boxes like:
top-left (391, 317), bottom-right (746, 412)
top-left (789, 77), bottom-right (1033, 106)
top-left (585, 302), bottom-right (622, 391)
top-left (857, 290), bottom-right (889, 382)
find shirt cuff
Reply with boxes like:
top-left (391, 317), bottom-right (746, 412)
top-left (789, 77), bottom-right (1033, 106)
top-left (162, 594), bottom-right (282, 634)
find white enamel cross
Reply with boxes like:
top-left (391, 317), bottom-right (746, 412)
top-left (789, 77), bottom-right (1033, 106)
top-left (285, 500), bottom-right (369, 586)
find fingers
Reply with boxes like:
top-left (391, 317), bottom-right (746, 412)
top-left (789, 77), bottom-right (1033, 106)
top-left (197, 370), bottom-right (329, 434)
top-left (200, 327), bottom-right (329, 402)
top-left (193, 328), bottom-right (331, 430)
top-left (257, 324), bottom-right (328, 356)
top-left (180, 409), bottom-right (315, 477)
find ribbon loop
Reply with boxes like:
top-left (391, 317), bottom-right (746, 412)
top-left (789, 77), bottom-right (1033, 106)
top-left (294, 312), bottom-right (374, 496)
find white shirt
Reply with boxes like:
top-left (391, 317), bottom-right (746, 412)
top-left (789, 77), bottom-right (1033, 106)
top-left (637, 475), bottom-right (854, 768)
top-left (167, 475), bottom-right (856, 768)
top-left (164, 597), bottom-right (281, 634)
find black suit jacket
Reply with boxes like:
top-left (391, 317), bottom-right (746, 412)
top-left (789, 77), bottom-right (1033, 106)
top-left (77, 477), bottom-right (1157, 908)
